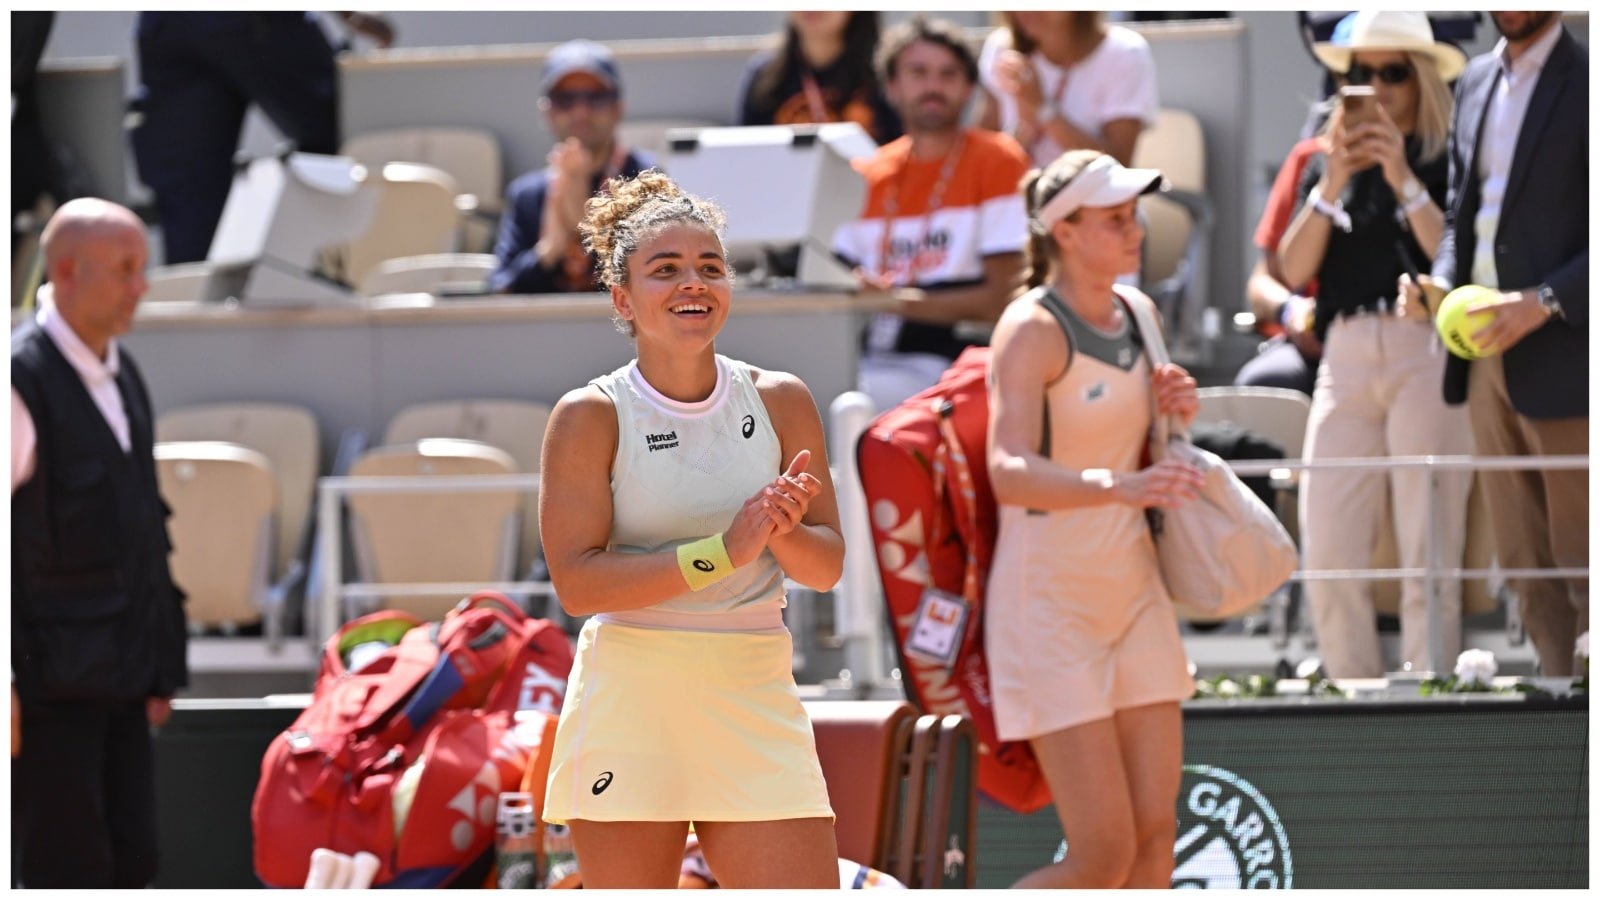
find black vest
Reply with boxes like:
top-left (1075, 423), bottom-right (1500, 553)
top-left (11, 320), bottom-right (188, 704)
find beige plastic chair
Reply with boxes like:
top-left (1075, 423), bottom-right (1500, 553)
top-left (383, 400), bottom-right (552, 570)
top-left (342, 127), bottom-right (503, 252)
top-left (155, 441), bottom-right (278, 634)
top-left (1194, 386), bottom-right (1310, 461)
top-left (334, 162), bottom-right (463, 288)
top-left (616, 119), bottom-right (718, 169)
top-left (1133, 108), bottom-right (1206, 285)
top-left (347, 438), bottom-right (522, 620)
top-left (156, 403), bottom-right (319, 584)
top-left (357, 252), bottom-right (497, 298)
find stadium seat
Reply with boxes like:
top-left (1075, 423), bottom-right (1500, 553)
top-left (331, 162), bottom-right (464, 289)
top-left (357, 252), bottom-right (497, 297)
top-left (382, 399), bottom-right (552, 573)
top-left (1133, 108), bottom-right (1213, 357)
top-left (341, 127), bottom-right (504, 252)
top-left (346, 438), bottom-right (521, 620)
top-left (616, 118), bottom-right (719, 169)
top-left (807, 701), bottom-right (978, 888)
top-left (156, 402), bottom-right (320, 589)
top-left (155, 441), bottom-right (280, 636)
top-left (1195, 386), bottom-right (1310, 462)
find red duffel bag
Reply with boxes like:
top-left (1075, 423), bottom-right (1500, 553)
top-left (251, 591), bottom-right (573, 888)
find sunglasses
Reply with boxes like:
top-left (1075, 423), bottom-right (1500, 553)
top-left (545, 88), bottom-right (618, 111)
top-left (1344, 62), bottom-right (1413, 86)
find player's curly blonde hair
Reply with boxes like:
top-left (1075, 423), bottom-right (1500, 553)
top-left (579, 170), bottom-right (731, 336)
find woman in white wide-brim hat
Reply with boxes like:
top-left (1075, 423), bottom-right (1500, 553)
top-left (1311, 9), bottom-right (1467, 83)
top-left (1278, 10), bottom-right (1474, 680)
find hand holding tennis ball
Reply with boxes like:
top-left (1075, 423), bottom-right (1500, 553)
top-left (1435, 284), bottom-right (1501, 360)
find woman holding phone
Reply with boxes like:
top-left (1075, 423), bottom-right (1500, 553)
top-left (538, 170), bottom-right (842, 887)
top-left (1277, 11), bottom-right (1472, 679)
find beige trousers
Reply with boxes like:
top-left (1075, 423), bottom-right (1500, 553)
top-left (1466, 354), bottom-right (1589, 676)
top-left (1301, 315), bottom-right (1474, 678)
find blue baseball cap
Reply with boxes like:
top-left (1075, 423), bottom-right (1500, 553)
top-left (540, 39), bottom-right (621, 96)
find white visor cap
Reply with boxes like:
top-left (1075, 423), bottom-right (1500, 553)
top-left (1032, 155), bottom-right (1168, 230)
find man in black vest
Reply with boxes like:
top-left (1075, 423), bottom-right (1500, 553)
top-left (11, 198), bottom-right (189, 887)
top-left (1401, 12), bottom-right (1587, 675)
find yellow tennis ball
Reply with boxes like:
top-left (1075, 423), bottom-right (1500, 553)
top-left (1435, 284), bottom-right (1500, 360)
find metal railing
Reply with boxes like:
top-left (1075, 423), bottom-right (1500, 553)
top-left (314, 473), bottom-right (550, 647)
top-left (824, 392), bottom-right (1589, 682)
top-left (1230, 453), bottom-right (1588, 674)
top-left (310, 408), bottom-right (1586, 684)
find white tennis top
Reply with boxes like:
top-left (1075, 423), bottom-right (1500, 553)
top-left (591, 354), bottom-right (788, 632)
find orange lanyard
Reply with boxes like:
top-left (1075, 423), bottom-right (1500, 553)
top-left (877, 132), bottom-right (966, 285)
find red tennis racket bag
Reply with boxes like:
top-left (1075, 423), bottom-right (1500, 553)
top-left (856, 347), bottom-right (1051, 814)
top-left (251, 591), bottom-right (574, 888)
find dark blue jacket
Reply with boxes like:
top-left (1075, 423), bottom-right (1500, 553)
top-left (1432, 28), bottom-right (1587, 417)
top-left (490, 149), bottom-right (654, 295)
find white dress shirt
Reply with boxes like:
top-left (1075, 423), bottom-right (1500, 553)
top-left (1471, 23), bottom-right (1563, 290)
top-left (11, 284), bottom-right (132, 493)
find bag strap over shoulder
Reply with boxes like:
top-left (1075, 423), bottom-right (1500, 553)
top-left (1115, 285), bottom-right (1186, 452)
top-left (1031, 287), bottom-right (1078, 460)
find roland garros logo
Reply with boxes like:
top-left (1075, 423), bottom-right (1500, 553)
top-left (1173, 765), bottom-right (1292, 889)
top-left (1054, 764), bottom-right (1292, 889)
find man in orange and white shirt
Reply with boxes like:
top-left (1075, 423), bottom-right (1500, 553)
top-left (832, 15), bottom-right (1030, 412)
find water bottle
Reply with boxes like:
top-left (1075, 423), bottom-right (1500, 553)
top-left (495, 792), bottom-right (539, 889)
top-left (542, 821), bottom-right (581, 888)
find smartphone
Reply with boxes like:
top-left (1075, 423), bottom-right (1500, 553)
top-left (1339, 85), bottom-right (1378, 129)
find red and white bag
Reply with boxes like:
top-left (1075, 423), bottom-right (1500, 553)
top-left (251, 592), bottom-right (573, 888)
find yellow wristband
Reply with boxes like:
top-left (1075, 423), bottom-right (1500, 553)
top-left (677, 533), bottom-right (734, 592)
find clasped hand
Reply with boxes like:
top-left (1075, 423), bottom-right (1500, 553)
top-left (724, 450), bottom-right (822, 566)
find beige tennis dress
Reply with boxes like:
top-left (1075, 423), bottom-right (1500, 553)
top-left (985, 289), bottom-right (1195, 742)
top-left (542, 355), bottom-right (834, 825)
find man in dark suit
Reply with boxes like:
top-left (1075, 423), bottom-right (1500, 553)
top-left (490, 40), bottom-right (653, 295)
top-left (11, 199), bottom-right (190, 885)
top-left (1402, 11), bottom-right (1587, 676)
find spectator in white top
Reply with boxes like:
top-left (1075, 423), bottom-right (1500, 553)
top-left (976, 12), bottom-right (1160, 168)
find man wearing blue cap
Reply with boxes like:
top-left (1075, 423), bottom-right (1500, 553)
top-left (491, 40), bottom-right (653, 295)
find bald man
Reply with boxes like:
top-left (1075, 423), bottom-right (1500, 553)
top-left (11, 198), bottom-right (189, 887)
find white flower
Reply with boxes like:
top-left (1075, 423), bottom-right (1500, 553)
top-left (1454, 648), bottom-right (1497, 686)
top-left (1576, 632), bottom-right (1589, 660)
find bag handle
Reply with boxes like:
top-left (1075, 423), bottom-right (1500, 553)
top-left (1116, 285), bottom-right (1186, 455)
top-left (452, 590), bottom-right (527, 622)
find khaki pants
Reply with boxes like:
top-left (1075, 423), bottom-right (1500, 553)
top-left (1467, 355), bottom-right (1589, 676)
top-left (1301, 315), bottom-right (1474, 678)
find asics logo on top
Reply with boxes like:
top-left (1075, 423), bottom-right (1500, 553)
top-left (741, 415), bottom-right (755, 439)
top-left (592, 771), bottom-right (614, 795)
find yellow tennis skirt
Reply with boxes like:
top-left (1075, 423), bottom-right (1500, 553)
top-left (542, 617), bottom-right (835, 825)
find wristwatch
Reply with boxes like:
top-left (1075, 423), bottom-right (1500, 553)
top-left (1399, 176), bottom-right (1425, 205)
top-left (1537, 284), bottom-right (1565, 320)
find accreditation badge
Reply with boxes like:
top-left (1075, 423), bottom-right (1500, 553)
top-left (904, 587), bottom-right (970, 668)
